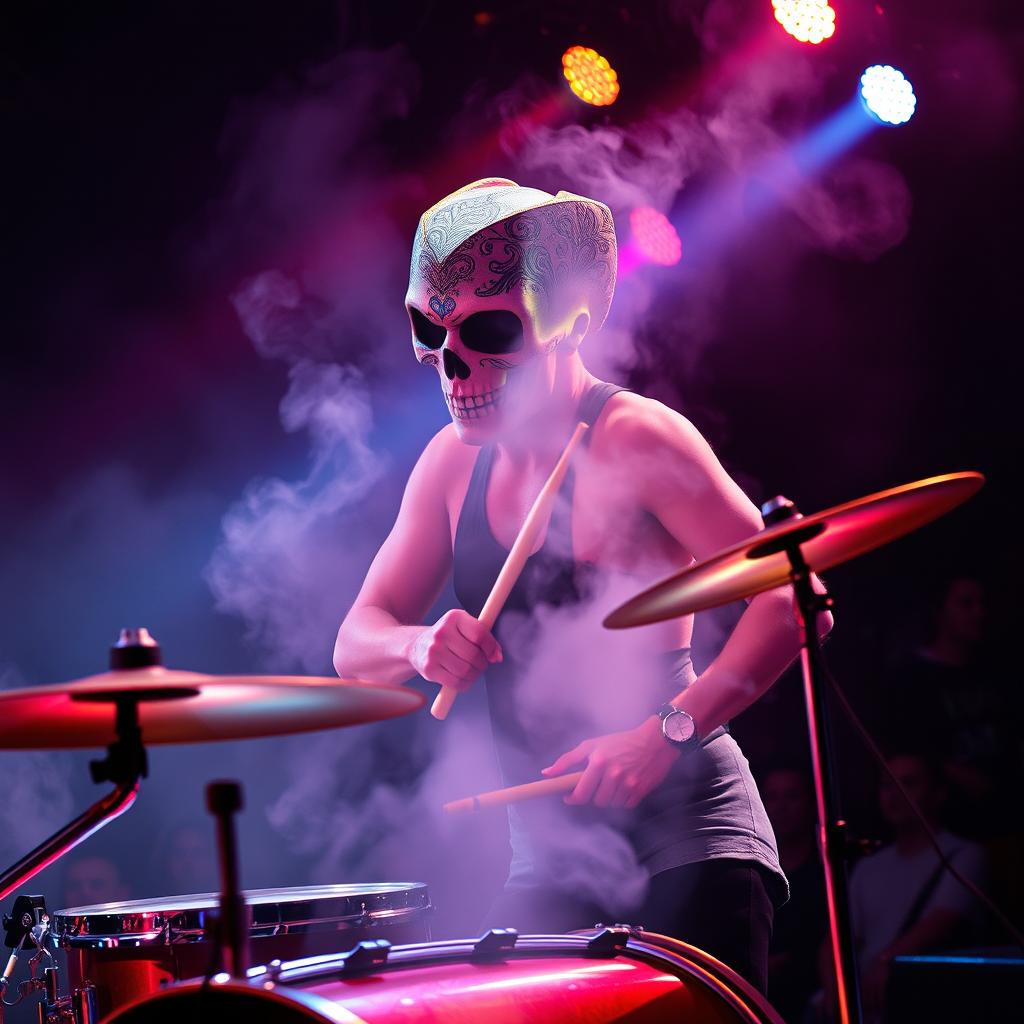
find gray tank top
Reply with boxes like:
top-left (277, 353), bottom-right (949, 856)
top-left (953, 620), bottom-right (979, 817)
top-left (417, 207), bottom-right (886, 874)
top-left (452, 382), bottom-right (788, 906)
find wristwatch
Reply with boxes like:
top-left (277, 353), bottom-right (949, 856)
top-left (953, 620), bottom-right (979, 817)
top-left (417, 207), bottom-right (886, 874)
top-left (656, 703), bottom-right (699, 751)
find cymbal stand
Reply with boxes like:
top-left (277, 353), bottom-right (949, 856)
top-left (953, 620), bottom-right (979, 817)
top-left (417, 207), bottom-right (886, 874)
top-left (0, 697), bottom-right (144, 901)
top-left (759, 497), bottom-right (861, 1024)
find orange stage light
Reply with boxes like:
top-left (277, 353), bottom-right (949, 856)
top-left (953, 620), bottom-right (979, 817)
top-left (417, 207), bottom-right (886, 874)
top-left (772, 0), bottom-right (836, 45)
top-left (561, 46), bottom-right (620, 107)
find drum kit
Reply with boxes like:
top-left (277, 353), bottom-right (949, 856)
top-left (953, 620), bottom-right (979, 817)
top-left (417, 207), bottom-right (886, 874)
top-left (0, 471), bottom-right (983, 1023)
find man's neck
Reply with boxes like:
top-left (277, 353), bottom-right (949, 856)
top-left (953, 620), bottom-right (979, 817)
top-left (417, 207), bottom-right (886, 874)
top-left (498, 355), bottom-right (597, 466)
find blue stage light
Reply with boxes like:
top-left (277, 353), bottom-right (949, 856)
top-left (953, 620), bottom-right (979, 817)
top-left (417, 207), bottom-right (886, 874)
top-left (860, 65), bottom-right (917, 126)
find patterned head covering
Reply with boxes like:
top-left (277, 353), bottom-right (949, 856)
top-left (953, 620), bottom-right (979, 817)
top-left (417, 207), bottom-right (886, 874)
top-left (409, 178), bottom-right (618, 330)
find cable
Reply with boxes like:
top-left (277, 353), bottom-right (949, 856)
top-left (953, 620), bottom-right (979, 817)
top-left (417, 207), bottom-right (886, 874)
top-left (823, 661), bottom-right (1024, 951)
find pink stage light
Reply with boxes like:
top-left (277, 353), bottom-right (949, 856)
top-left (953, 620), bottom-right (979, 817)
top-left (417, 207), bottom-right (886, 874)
top-left (630, 207), bottom-right (682, 267)
top-left (772, 0), bottom-right (836, 45)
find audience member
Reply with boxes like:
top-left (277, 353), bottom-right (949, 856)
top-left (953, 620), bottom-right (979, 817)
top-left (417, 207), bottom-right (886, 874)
top-left (61, 854), bottom-right (131, 908)
top-left (884, 574), bottom-right (1020, 839)
top-left (849, 751), bottom-right (985, 1022)
top-left (151, 819), bottom-right (218, 895)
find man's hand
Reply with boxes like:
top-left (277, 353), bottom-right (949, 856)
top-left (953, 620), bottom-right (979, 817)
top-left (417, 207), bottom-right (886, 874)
top-left (407, 609), bottom-right (502, 692)
top-left (541, 717), bottom-right (679, 809)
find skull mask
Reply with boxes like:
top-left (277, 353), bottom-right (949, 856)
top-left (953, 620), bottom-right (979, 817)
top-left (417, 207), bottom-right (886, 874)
top-left (406, 178), bottom-right (617, 444)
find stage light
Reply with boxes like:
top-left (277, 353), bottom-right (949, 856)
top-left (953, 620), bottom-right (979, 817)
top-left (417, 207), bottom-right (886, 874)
top-left (630, 207), bottom-right (682, 266)
top-left (772, 0), bottom-right (836, 45)
top-left (860, 65), bottom-right (917, 125)
top-left (562, 46), bottom-right (620, 107)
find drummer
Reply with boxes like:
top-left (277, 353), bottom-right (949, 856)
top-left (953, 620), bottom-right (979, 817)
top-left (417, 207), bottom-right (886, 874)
top-left (334, 178), bottom-right (831, 992)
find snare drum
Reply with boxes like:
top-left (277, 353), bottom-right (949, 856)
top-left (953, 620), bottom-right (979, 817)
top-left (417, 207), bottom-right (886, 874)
top-left (54, 883), bottom-right (430, 1017)
top-left (103, 928), bottom-right (785, 1023)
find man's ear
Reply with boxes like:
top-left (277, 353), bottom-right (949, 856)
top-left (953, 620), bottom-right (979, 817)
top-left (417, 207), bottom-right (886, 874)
top-left (562, 311), bottom-right (591, 353)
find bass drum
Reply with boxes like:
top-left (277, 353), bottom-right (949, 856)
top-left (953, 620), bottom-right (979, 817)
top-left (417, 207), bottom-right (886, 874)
top-left (53, 883), bottom-right (430, 1019)
top-left (103, 928), bottom-right (785, 1023)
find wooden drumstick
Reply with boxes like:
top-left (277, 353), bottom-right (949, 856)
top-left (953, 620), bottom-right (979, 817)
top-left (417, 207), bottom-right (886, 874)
top-left (430, 421), bottom-right (590, 721)
top-left (442, 771), bottom-right (584, 815)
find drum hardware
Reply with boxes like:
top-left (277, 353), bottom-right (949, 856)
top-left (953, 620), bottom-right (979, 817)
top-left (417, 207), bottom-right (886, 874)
top-left (0, 628), bottom-right (423, 901)
top-left (584, 926), bottom-right (634, 953)
top-left (53, 884), bottom-right (433, 1018)
top-left (0, 629), bottom-right (424, 1022)
top-left (204, 781), bottom-right (248, 979)
top-left (605, 470), bottom-right (986, 1024)
top-left (470, 927), bottom-right (518, 959)
top-left (102, 929), bottom-right (787, 1022)
top-left (0, 894), bottom-right (95, 1024)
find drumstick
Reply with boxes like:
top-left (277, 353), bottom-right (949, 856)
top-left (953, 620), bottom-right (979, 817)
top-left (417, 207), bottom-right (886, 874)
top-left (443, 771), bottom-right (584, 815)
top-left (430, 421), bottom-right (590, 721)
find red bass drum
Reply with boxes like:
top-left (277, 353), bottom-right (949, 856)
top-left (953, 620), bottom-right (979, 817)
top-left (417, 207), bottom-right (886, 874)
top-left (102, 927), bottom-right (785, 1023)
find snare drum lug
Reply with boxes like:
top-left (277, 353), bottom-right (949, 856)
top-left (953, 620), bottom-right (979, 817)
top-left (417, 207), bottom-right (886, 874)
top-left (338, 939), bottom-right (390, 973)
top-left (471, 928), bottom-right (518, 959)
top-left (585, 926), bottom-right (632, 955)
top-left (71, 983), bottom-right (96, 1024)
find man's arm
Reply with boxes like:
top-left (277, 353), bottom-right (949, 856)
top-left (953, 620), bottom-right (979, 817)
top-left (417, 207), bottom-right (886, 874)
top-left (627, 401), bottom-right (824, 736)
top-left (334, 426), bottom-right (501, 687)
top-left (546, 396), bottom-right (830, 807)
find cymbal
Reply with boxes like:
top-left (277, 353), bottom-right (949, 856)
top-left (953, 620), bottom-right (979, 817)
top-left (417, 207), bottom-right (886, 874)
top-left (0, 667), bottom-right (424, 750)
top-left (604, 472), bottom-right (984, 629)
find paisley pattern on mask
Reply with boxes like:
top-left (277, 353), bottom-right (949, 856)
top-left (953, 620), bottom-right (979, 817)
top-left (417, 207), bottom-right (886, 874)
top-left (409, 178), bottom-right (618, 331)
top-left (417, 183), bottom-right (554, 263)
top-left (474, 202), bottom-right (616, 319)
top-left (417, 239), bottom-right (477, 304)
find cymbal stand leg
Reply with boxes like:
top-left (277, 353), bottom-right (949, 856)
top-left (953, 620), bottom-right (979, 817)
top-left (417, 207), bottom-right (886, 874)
top-left (786, 544), bottom-right (862, 1024)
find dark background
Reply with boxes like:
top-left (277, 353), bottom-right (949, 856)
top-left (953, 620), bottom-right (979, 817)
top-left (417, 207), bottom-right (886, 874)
top-left (1, 0), bottom-right (1020, 944)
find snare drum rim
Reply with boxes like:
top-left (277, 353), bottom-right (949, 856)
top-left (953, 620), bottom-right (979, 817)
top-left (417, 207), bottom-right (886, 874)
top-left (53, 882), bottom-right (430, 947)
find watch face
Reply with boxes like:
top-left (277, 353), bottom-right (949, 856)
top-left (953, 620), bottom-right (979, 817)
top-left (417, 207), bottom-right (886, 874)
top-left (664, 711), bottom-right (695, 744)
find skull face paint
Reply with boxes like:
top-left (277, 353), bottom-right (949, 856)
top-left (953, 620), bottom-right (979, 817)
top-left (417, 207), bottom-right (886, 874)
top-left (406, 178), bottom-right (617, 444)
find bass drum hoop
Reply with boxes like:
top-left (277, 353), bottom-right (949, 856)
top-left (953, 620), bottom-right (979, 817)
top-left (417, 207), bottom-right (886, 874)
top-left (103, 929), bottom-right (784, 1024)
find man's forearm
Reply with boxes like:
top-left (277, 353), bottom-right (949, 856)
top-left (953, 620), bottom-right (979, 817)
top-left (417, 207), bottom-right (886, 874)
top-left (667, 584), bottom-right (831, 738)
top-left (334, 606), bottom-right (424, 684)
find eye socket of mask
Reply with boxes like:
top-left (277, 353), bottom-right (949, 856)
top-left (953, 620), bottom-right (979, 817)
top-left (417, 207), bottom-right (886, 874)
top-left (458, 310), bottom-right (524, 354)
top-left (410, 307), bottom-right (447, 349)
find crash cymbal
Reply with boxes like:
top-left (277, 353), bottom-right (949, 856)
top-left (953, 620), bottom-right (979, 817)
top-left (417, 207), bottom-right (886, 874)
top-left (604, 471), bottom-right (984, 629)
top-left (0, 667), bottom-right (423, 750)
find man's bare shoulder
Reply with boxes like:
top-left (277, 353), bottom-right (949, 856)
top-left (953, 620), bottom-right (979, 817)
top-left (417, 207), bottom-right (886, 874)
top-left (591, 389), bottom-right (711, 463)
top-left (412, 424), bottom-right (478, 496)
top-left (421, 423), bottom-right (477, 466)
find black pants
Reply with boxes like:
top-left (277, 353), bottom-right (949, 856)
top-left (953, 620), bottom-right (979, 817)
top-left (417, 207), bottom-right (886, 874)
top-left (485, 858), bottom-right (774, 993)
